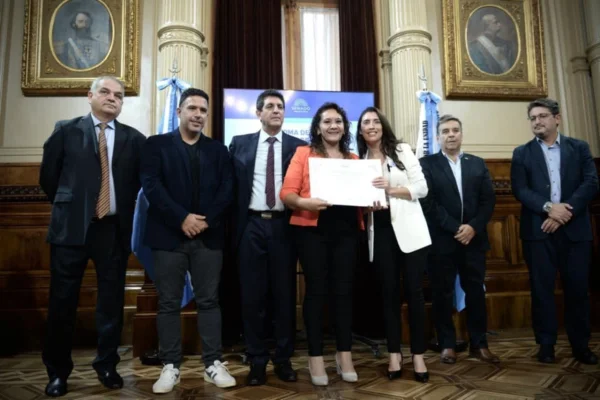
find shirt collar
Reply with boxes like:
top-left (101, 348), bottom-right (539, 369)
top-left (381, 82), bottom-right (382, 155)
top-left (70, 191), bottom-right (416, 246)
top-left (91, 113), bottom-right (115, 130)
top-left (442, 150), bottom-right (464, 161)
top-left (260, 129), bottom-right (282, 143)
top-left (536, 133), bottom-right (561, 146)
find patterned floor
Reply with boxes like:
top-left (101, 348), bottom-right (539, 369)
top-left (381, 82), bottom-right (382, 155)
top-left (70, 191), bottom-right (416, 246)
top-left (0, 335), bottom-right (599, 399)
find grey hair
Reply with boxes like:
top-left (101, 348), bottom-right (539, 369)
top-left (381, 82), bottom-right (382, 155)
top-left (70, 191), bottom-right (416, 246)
top-left (437, 114), bottom-right (463, 135)
top-left (90, 76), bottom-right (125, 95)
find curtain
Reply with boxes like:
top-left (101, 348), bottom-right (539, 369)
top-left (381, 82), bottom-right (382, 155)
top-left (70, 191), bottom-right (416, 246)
top-left (212, 0), bottom-right (284, 142)
top-left (339, 0), bottom-right (379, 104)
top-left (300, 7), bottom-right (341, 90)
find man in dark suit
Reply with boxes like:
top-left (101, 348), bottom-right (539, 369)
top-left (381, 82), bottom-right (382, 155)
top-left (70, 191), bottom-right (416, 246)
top-left (39, 76), bottom-right (146, 397)
top-left (141, 88), bottom-right (236, 394)
top-left (229, 90), bottom-right (305, 385)
top-left (511, 98), bottom-right (599, 365)
top-left (420, 114), bottom-right (499, 365)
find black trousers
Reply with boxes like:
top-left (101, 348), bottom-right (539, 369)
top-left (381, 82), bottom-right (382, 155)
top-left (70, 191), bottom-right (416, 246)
top-left (373, 210), bottom-right (428, 354)
top-left (429, 246), bottom-right (488, 349)
top-left (238, 214), bottom-right (297, 366)
top-left (295, 207), bottom-right (359, 357)
top-left (153, 238), bottom-right (223, 368)
top-left (523, 228), bottom-right (591, 350)
top-left (43, 216), bottom-right (126, 380)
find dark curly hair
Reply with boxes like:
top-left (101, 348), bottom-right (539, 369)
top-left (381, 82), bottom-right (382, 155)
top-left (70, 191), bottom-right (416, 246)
top-left (309, 102), bottom-right (352, 158)
top-left (356, 106), bottom-right (405, 170)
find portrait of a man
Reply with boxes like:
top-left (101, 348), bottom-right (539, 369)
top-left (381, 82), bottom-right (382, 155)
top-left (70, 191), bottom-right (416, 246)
top-left (51, 1), bottom-right (113, 70)
top-left (467, 7), bottom-right (518, 75)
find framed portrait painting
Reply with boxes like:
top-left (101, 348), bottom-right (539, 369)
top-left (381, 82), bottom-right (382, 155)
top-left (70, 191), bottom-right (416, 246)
top-left (21, 0), bottom-right (140, 96)
top-left (442, 0), bottom-right (547, 99)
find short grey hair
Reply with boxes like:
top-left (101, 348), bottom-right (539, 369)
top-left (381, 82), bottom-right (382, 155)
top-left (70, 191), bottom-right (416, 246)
top-left (90, 76), bottom-right (125, 95)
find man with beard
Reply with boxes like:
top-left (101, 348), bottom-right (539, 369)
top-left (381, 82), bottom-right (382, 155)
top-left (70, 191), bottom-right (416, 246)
top-left (55, 11), bottom-right (109, 69)
top-left (468, 13), bottom-right (516, 74)
top-left (141, 88), bottom-right (236, 393)
top-left (511, 98), bottom-right (598, 365)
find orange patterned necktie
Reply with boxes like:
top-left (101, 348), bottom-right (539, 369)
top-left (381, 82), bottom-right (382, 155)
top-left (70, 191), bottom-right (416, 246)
top-left (96, 123), bottom-right (110, 219)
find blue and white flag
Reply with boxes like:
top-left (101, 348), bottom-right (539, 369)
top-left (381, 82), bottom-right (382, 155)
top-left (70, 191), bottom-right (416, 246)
top-left (415, 90), bottom-right (466, 312)
top-left (415, 90), bottom-right (441, 159)
top-left (131, 77), bottom-right (194, 307)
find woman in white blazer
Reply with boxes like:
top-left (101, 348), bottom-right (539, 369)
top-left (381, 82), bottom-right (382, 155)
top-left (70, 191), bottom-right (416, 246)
top-left (357, 107), bottom-right (431, 383)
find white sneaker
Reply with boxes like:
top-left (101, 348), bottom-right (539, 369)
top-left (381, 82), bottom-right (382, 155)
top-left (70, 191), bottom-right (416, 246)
top-left (204, 360), bottom-right (236, 388)
top-left (152, 364), bottom-right (180, 394)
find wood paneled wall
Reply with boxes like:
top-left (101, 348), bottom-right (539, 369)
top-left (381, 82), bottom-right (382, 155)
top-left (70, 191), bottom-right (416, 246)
top-left (0, 160), bottom-right (598, 356)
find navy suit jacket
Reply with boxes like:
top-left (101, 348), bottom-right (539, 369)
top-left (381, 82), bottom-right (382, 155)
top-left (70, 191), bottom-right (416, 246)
top-left (420, 152), bottom-right (496, 254)
top-left (39, 114), bottom-right (146, 250)
top-left (140, 130), bottom-right (233, 250)
top-left (511, 135), bottom-right (598, 241)
top-left (229, 131), bottom-right (306, 245)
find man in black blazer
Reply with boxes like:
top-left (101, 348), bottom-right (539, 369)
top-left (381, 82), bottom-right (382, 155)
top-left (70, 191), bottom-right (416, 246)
top-left (229, 90), bottom-right (305, 385)
top-left (39, 76), bottom-right (146, 397)
top-left (420, 114), bottom-right (499, 365)
top-left (511, 98), bottom-right (599, 365)
top-left (141, 88), bottom-right (236, 393)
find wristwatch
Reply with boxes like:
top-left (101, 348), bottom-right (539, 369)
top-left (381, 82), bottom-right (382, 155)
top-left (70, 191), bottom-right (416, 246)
top-left (543, 201), bottom-right (553, 213)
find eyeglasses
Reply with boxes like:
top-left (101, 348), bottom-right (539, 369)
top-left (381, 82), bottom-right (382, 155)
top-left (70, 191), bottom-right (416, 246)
top-left (528, 113), bottom-right (553, 122)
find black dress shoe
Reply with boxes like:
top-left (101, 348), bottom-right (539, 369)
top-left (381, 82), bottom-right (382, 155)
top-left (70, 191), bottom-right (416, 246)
top-left (537, 344), bottom-right (555, 363)
top-left (246, 364), bottom-right (267, 386)
top-left (387, 369), bottom-right (402, 380)
top-left (45, 377), bottom-right (67, 397)
top-left (274, 362), bottom-right (297, 382)
top-left (97, 369), bottom-right (124, 389)
top-left (573, 348), bottom-right (599, 365)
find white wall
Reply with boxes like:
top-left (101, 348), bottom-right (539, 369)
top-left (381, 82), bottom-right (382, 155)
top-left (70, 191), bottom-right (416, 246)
top-left (0, 0), bottom-right (156, 163)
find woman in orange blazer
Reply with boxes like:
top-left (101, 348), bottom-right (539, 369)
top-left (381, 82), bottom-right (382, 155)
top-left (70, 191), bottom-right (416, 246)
top-left (281, 102), bottom-right (364, 386)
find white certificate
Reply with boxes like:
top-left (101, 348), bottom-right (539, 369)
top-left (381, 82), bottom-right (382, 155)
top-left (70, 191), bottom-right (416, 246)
top-left (309, 158), bottom-right (387, 207)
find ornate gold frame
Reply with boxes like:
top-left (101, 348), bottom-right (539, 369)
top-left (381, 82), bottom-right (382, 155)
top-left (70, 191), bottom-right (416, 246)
top-left (21, 0), bottom-right (140, 96)
top-left (442, 0), bottom-right (547, 99)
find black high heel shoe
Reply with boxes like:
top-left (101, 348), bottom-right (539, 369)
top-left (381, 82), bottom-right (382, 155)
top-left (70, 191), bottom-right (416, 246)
top-left (387, 352), bottom-right (403, 380)
top-left (412, 355), bottom-right (429, 383)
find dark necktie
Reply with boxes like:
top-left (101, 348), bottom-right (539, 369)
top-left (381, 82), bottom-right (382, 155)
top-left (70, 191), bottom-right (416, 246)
top-left (96, 123), bottom-right (110, 218)
top-left (265, 136), bottom-right (277, 209)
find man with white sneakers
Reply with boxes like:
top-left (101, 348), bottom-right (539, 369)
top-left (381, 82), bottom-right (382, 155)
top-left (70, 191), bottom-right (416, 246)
top-left (140, 88), bottom-right (236, 393)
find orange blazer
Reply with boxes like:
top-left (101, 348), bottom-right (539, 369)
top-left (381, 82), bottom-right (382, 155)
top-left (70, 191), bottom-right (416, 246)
top-left (280, 145), bottom-right (365, 229)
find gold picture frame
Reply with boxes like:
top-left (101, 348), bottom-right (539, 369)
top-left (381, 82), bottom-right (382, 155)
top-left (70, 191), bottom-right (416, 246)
top-left (21, 0), bottom-right (140, 96)
top-left (442, 0), bottom-right (547, 100)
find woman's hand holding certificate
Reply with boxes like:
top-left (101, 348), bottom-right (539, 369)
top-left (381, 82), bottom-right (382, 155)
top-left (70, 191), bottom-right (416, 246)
top-left (309, 158), bottom-right (388, 207)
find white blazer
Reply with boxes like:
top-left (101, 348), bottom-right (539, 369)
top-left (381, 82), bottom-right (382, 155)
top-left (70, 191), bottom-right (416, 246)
top-left (367, 143), bottom-right (431, 261)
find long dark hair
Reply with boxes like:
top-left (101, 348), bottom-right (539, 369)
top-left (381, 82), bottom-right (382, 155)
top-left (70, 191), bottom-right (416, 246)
top-left (356, 106), bottom-right (405, 170)
top-left (309, 102), bottom-right (352, 158)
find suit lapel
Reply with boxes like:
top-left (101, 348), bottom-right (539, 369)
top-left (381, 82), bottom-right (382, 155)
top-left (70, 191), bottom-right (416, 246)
top-left (172, 130), bottom-right (192, 183)
top-left (112, 121), bottom-right (127, 168)
top-left (79, 114), bottom-right (99, 158)
top-left (530, 139), bottom-right (551, 185)
top-left (460, 154), bottom-right (471, 196)
top-left (246, 132), bottom-right (260, 190)
top-left (559, 135), bottom-right (567, 184)
top-left (282, 131), bottom-right (294, 170)
top-left (436, 152), bottom-right (461, 198)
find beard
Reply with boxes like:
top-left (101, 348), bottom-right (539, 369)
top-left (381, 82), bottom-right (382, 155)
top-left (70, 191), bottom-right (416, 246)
top-left (74, 27), bottom-right (92, 39)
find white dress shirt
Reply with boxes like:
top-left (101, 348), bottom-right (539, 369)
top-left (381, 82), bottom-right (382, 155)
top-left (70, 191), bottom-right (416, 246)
top-left (91, 113), bottom-right (117, 215)
top-left (249, 130), bottom-right (284, 211)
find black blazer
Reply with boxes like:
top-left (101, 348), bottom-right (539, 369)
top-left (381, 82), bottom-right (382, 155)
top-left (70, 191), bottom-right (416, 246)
top-left (420, 152), bottom-right (496, 254)
top-left (511, 135), bottom-right (598, 241)
top-left (140, 130), bottom-right (233, 251)
top-left (39, 114), bottom-right (146, 250)
top-left (229, 131), bottom-right (306, 245)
